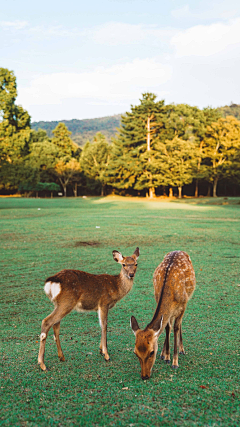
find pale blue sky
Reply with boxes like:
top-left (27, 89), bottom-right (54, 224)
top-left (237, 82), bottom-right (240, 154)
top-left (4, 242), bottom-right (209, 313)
top-left (1, 0), bottom-right (240, 121)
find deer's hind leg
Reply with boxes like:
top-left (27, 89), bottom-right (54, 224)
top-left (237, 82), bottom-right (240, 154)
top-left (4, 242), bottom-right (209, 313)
top-left (179, 323), bottom-right (185, 355)
top-left (38, 304), bottom-right (73, 371)
top-left (53, 322), bottom-right (65, 362)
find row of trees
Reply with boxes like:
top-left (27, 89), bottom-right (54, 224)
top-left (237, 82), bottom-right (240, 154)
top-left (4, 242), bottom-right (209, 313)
top-left (1, 68), bottom-right (240, 198)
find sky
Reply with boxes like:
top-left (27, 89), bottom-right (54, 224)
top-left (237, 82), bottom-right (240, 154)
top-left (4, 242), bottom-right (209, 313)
top-left (1, 0), bottom-right (240, 122)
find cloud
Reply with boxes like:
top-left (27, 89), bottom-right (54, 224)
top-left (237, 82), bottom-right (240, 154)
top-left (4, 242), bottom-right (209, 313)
top-left (18, 58), bottom-right (172, 107)
top-left (0, 20), bottom-right (28, 30)
top-left (171, 17), bottom-right (240, 57)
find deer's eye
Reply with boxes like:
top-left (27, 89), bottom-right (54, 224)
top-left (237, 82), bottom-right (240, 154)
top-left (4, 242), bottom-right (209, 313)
top-left (135, 264), bottom-right (138, 267)
top-left (150, 351), bottom-right (154, 357)
top-left (122, 263), bottom-right (126, 267)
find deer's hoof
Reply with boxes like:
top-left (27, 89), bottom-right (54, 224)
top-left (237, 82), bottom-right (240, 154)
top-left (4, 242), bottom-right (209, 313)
top-left (39, 362), bottom-right (47, 371)
top-left (172, 365), bottom-right (179, 369)
top-left (165, 360), bottom-right (170, 364)
top-left (59, 356), bottom-right (65, 362)
top-left (160, 355), bottom-right (165, 360)
top-left (179, 351), bottom-right (185, 355)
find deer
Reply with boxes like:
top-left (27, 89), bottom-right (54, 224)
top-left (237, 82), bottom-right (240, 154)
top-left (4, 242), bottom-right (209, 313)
top-left (38, 247), bottom-right (140, 371)
top-left (130, 250), bottom-right (195, 380)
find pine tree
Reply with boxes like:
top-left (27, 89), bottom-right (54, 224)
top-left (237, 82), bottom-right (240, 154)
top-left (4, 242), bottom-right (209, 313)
top-left (107, 93), bottom-right (166, 197)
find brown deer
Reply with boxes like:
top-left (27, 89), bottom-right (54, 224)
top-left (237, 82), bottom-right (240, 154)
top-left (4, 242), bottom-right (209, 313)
top-left (130, 250), bottom-right (195, 380)
top-left (38, 247), bottom-right (139, 371)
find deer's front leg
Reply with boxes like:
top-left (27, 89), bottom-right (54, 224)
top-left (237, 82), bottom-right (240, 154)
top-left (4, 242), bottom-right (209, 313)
top-left (98, 306), bottom-right (110, 361)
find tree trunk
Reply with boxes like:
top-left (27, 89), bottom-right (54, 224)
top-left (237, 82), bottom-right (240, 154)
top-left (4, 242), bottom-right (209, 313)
top-left (207, 184), bottom-right (211, 197)
top-left (169, 187), bottom-right (173, 198)
top-left (213, 177), bottom-right (218, 198)
top-left (101, 185), bottom-right (104, 197)
top-left (63, 185), bottom-right (67, 197)
top-left (73, 182), bottom-right (77, 197)
top-left (149, 187), bottom-right (155, 198)
top-left (195, 179), bottom-right (199, 198)
top-left (178, 186), bottom-right (182, 198)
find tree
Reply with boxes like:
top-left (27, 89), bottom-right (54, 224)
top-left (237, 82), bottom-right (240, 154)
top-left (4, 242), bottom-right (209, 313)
top-left (55, 158), bottom-right (81, 197)
top-left (107, 93), bottom-right (166, 197)
top-left (156, 136), bottom-right (197, 198)
top-left (80, 133), bottom-right (111, 196)
top-left (0, 68), bottom-right (32, 190)
top-left (51, 122), bottom-right (77, 160)
top-left (201, 116), bottom-right (240, 197)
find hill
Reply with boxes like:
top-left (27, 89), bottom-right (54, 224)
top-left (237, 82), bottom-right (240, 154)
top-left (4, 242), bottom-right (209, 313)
top-left (32, 114), bottom-right (122, 146)
top-left (217, 103), bottom-right (240, 120)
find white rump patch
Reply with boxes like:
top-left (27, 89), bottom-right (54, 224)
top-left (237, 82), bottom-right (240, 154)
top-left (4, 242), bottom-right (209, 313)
top-left (44, 281), bottom-right (61, 301)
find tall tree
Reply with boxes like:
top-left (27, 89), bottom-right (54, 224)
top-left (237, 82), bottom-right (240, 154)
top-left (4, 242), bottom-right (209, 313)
top-left (0, 68), bottom-right (32, 189)
top-left (107, 93), bottom-right (166, 197)
top-left (201, 116), bottom-right (240, 197)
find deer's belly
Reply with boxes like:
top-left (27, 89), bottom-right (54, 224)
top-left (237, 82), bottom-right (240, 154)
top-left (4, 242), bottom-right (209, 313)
top-left (74, 301), bottom-right (98, 312)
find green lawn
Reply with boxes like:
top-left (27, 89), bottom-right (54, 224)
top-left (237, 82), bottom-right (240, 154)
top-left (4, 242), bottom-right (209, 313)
top-left (0, 196), bottom-right (239, 426)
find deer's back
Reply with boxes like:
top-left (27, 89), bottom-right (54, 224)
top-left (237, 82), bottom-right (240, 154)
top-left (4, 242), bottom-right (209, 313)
top-left (153, 251), bottom-right (196, 306)
top-left (45, 269), bottom-right (120, 311)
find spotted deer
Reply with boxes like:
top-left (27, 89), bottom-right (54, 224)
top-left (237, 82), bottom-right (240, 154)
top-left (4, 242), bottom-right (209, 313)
top-left (38, 247), bottom-right (139, 371)
top-left (131, 250), bottom-right (195, 380)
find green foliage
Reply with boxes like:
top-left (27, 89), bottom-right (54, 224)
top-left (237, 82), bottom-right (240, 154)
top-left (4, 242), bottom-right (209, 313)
top-left (201, 116), bottom-right (240, 196)
top-left (0, 197), bottom-right (239, 426)
top-left (80, 133), bottom-right (111, 195)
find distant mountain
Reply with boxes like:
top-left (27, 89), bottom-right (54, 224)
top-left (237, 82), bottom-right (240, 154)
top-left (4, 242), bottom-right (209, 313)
top-left (217, 103), bottom-right (240, 120)
top-left (32, 114), bottom-right (122, 146)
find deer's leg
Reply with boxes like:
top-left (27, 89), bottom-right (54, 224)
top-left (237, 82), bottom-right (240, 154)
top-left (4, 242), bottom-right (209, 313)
top-left (38, 305), bottom-right (72, 371)
top-left (172, 314), bottom-right (184, 369)
top-left (53, 322), bottom-right (65, 362)
top-left (179, 323), bottom-right (185, 355)
top-left (98, 306), bottom-right (110, 361)
top-left (164, 323), bottom-right (171, 364)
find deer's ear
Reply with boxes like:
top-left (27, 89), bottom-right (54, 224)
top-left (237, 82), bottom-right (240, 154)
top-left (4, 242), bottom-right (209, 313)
top-left (130, 316), bottom-right (140, 335)
top-left (152, 315), bottom-right (163, 337)
top-left (133, 247), bottom-right (140, 260)
top-left (112, 250), bottom-right (124, 263)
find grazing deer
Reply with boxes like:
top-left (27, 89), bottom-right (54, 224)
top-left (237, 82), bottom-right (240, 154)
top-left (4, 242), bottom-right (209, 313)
top-left (38, 247), bottom-right (139, 371)
top-left (130, 250), bottom-right (195, 380)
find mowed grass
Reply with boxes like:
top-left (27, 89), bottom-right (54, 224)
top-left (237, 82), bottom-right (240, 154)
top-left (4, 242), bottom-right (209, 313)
top-left (0, 196), bottom-right (239, 426)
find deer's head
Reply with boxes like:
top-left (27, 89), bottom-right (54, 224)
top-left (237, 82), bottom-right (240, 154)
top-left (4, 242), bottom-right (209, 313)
top-left (112, 247), bottom-right (139, 279)
top-left (130, 315), bottom-right (163, 380)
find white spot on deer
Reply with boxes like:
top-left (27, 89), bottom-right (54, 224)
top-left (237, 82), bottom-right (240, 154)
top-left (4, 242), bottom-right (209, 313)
top-left (40, 333), bottom-right (46, 341)
top-left (53, 335), bottom-right (56, 341)
top-left (44, 281), bottom-right (61, 301)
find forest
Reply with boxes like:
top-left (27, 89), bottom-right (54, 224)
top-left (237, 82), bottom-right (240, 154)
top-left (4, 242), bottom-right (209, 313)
top-left (1, 67), bottom-right (240, 198)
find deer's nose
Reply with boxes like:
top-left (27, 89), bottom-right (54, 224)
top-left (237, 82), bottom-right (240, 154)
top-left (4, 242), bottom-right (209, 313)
top-left (129, 273), bottom-right (134, 278)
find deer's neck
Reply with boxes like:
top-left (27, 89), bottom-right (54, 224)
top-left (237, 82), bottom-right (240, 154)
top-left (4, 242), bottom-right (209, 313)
top-left (118, 270), bottom-right (134, 297)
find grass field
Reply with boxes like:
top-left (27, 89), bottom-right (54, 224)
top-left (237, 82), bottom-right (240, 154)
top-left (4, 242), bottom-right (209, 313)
top-left (0, 196), bottom-right (239, 426)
